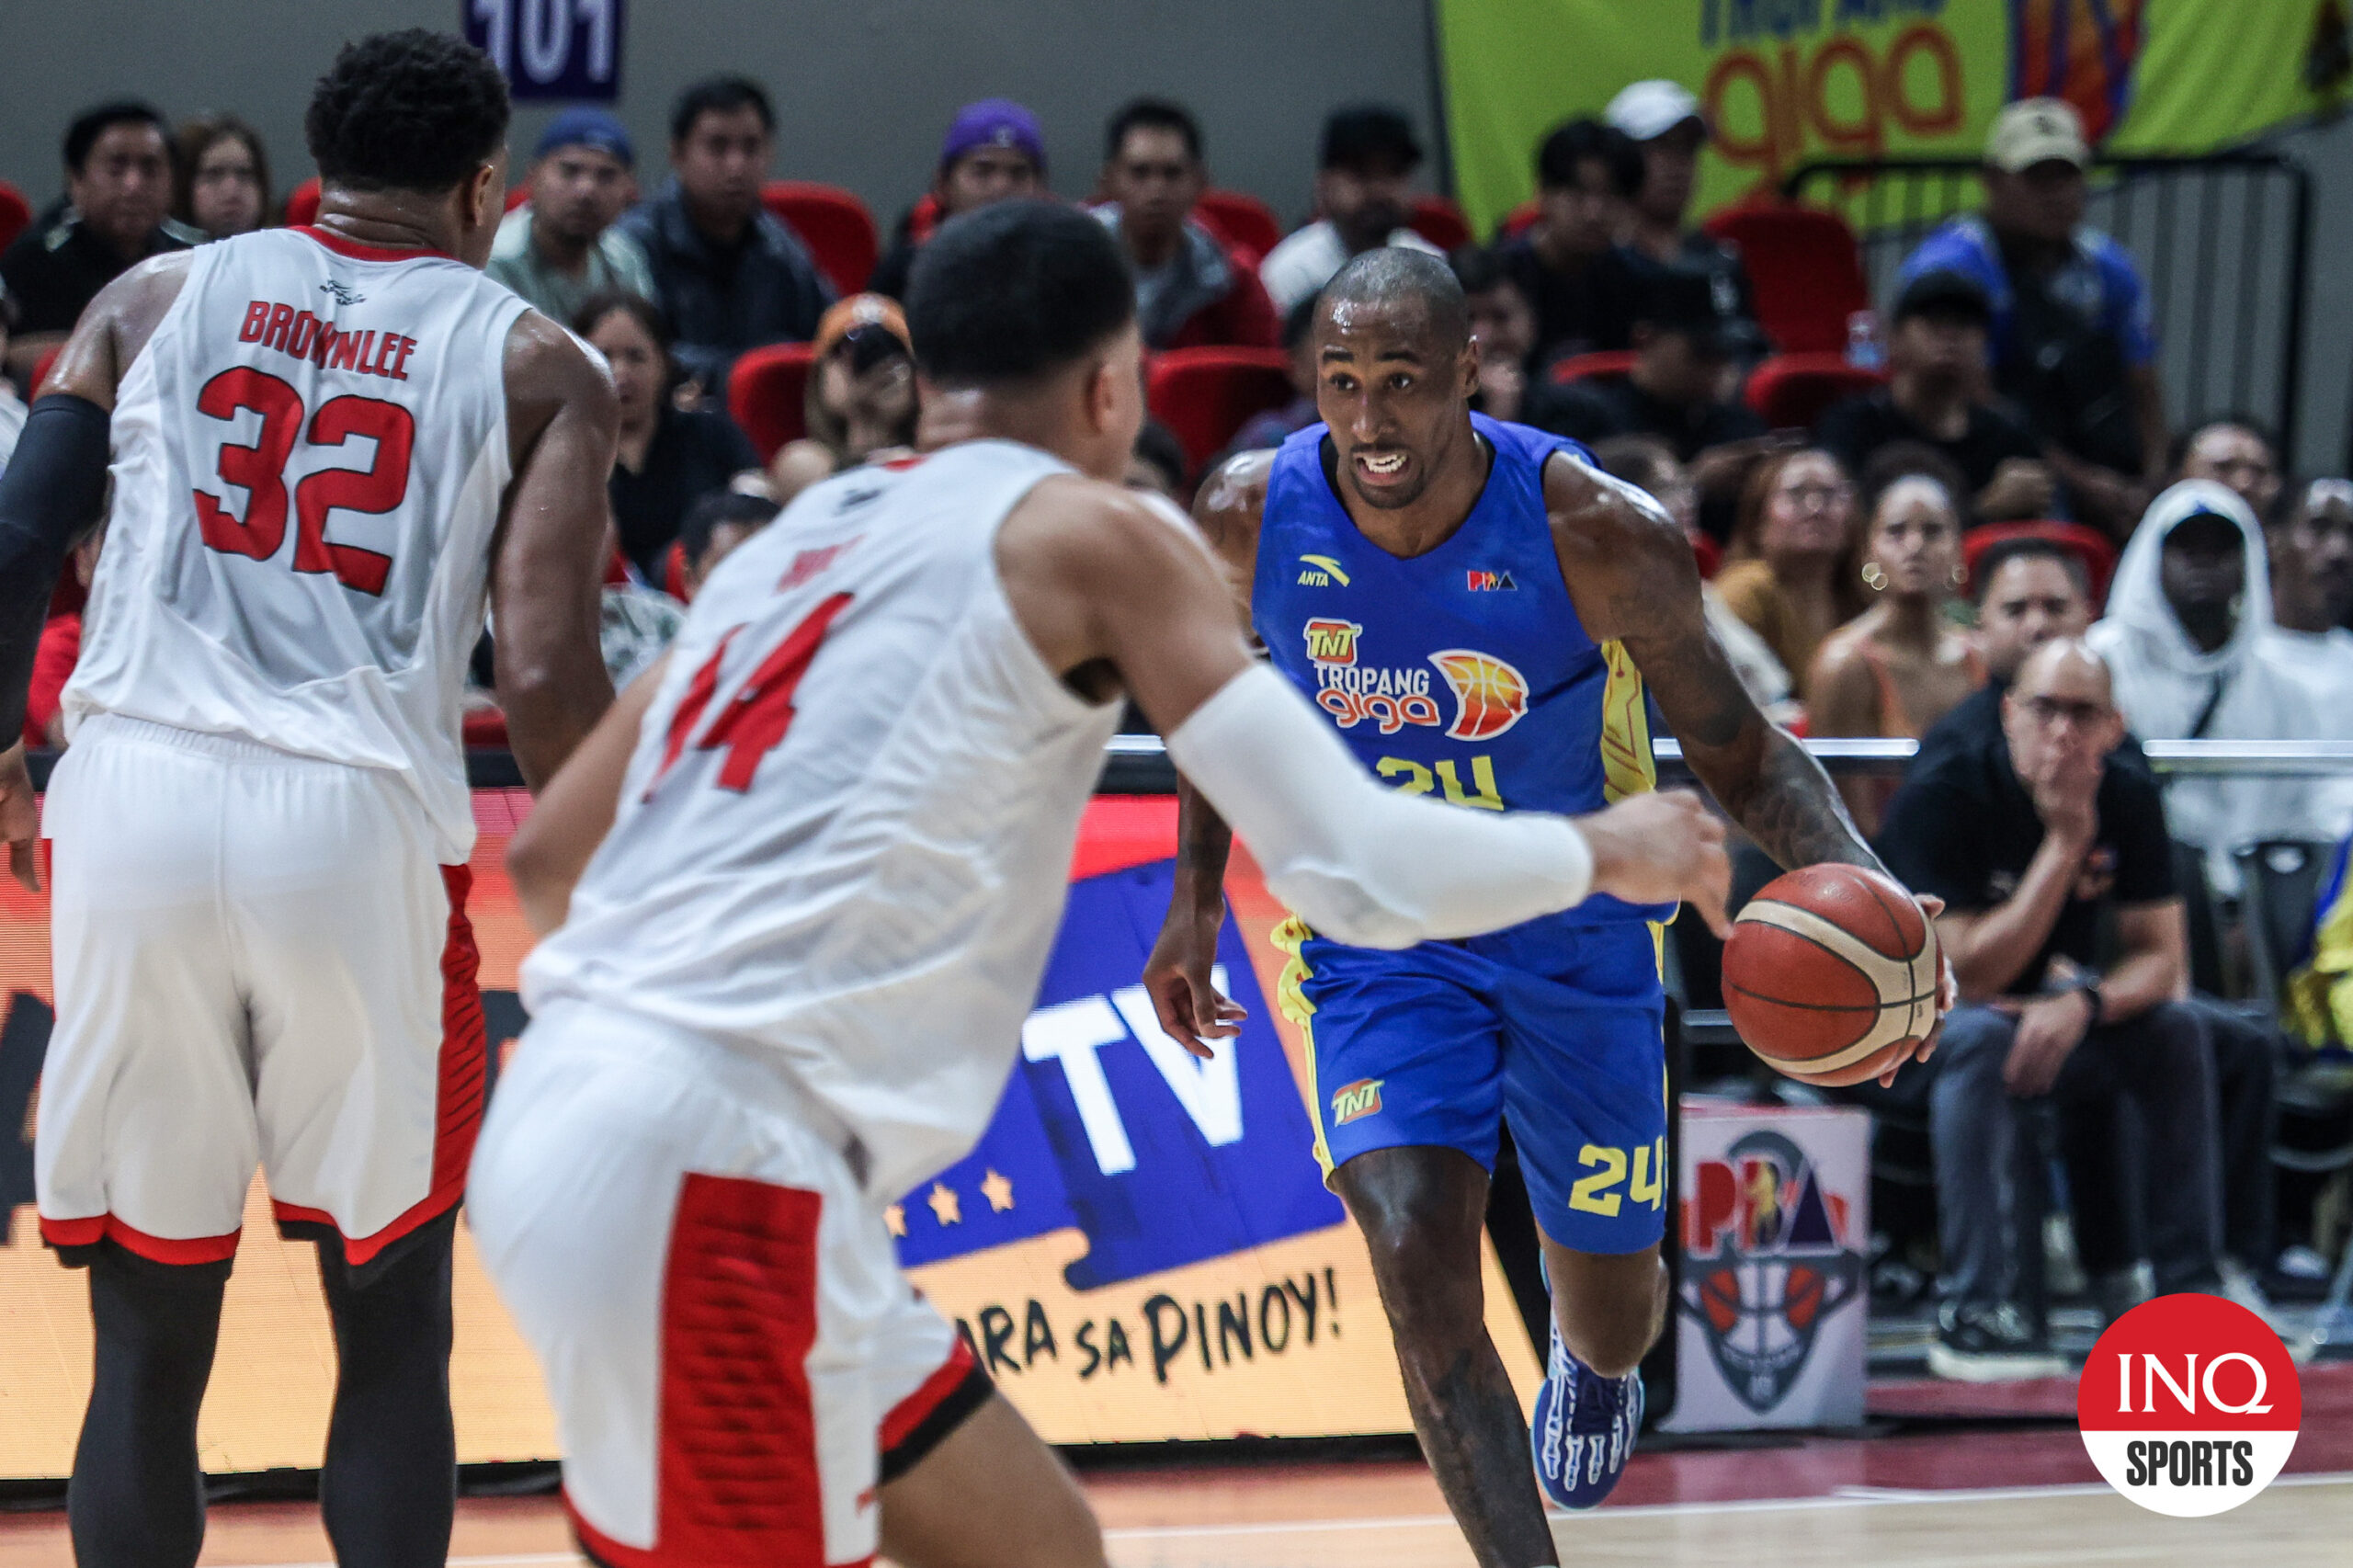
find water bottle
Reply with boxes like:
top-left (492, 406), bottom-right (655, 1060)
top-left (1845, 311), bottom-right (1884, 372)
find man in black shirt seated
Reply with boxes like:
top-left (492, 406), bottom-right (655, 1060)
top-left (1, 101), bottom-right (199, 385)
top-left (1915, 535), bottom-right (2123, 770)
top-left (1495, 118), bottom-right (1638, 369)
top-left (1529, 265), bottom-right (1770, 535)
top-left (1815, 271), bottom-right (2053, 524)
top-left (1880, 639), bottom-right (2223, 1380)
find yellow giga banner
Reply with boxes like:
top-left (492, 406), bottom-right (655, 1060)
top-left (1438, 0), bottom-right (2325, 236)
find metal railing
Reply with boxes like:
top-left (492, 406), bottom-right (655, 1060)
top-left (1779, 151), bottom-right (2313, 458)
top-left (1093, 733), bottom-right (2353, 790)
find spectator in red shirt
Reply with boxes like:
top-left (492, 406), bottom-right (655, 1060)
top-left (1093, 98), bottom-right (1279, 350)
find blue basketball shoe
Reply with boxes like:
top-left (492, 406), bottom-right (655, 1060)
top-left (1529, 1319), bottom-right (1644, 1510)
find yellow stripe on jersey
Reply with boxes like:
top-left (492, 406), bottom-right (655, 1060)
top-left (1270, 915), bottom-right (1336, 1180)
top-left (1598, 638), bottom-right (1655, 804)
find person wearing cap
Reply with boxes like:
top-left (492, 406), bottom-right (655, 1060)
top-left (1257, 105), bottom-right (1443, 316)
top-left (766, 293), bottom-right (920, 505)
top-left (1496, 117), bottom-right (1641, 369)
top-left (867, 99), bottom-right (1048, 301)
top-left (618, 75), bottom-right (835, 396)
top-left (1526, 264), bottom-right (1769, 540)
top-left (1896, 97), bottom-right (2165, 537)
top-left (1815, 269), bottom-right (2052, 522)
top-left (1604, 80), bottom-right (1765, 363)
top-left (1093, 97), bottom-right (1279, 350)
top-left (488, 108), bottom-right (657, 330)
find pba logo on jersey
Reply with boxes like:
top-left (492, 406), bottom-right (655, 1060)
top-left (2077, 1293), bottom-right (2302, 1517)
top-left (1328, 1078), bottom-right (1382, 1125)
top-left (1677, 1130), bottom-right (1864, 1414)
top-left (1464, 570), bottom-right (1517, 592)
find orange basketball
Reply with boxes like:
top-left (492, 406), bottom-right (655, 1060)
top-left (1722, 864), bottom-right (1940, 1086)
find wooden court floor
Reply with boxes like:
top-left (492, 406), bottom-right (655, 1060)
top-left (2, 1437), bottom-right (2346, 1567)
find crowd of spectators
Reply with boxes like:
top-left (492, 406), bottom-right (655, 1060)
top-left (4, 65), bottom-right (2352, 1381)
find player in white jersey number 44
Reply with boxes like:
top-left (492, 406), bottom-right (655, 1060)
top-left (0, 31), bottom-right (617, 1568)
top-left (468, 199), bottom-right (1733, 1567)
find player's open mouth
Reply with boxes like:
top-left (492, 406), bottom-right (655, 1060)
top-left (1355, 450), bottom-right (1410, 482)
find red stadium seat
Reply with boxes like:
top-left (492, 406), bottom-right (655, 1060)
top-left (763, 181), bottom-right (878, 295)
top-left (0, 182), bottom-right (30, 255)
top-left (1744, 352), bottom-right (1884, 429)
top-left (728, 341), bottom-right (816, 463)
top-left (1146, 347), bottom-right (1294, 473)
top-left (1194, 189), bottom-right (1281, 262)
top-left (1497, 199), bottom-right (1541, 239)
top-left (1962, 521), bottom-right (2119, 610)
top-left (1702, 203), bottom-right (1870, 354)
top-left (1547, 350), bottom-right (1636, 386)
top-left (1408, 194), bottom-right (1472, 253)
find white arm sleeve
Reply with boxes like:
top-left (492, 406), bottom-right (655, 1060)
top-left (1165, 664), bottom-right (1596, 949)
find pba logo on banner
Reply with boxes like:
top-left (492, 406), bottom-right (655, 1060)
top-left (892, 861), bottom-right (1343, 1288)
top-left (1665, 1107), bottom-right (1869, 1432)
top-left (2077, 1293), bottom-right (2302, 1517)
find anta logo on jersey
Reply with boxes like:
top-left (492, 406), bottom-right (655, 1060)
top-left (1465, 570), bottom-right (1517, 591)
top-left (1302, 623), bottom-right (1530, 740)
top-left (1296, 554), bottom-right (1351, 586)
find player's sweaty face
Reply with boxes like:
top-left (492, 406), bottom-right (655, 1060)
top-left (1315, 299), bottom-right (1470, 511)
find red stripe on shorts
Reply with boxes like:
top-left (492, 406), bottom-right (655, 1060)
top-left (563, 1174), bottom-right (848, 1563)
top-left (39, 1212), bottom-right (241, 1265)
top-left (269, 863), bottom-right (487, 1267)
top-left (878, 1334), bottom-right (979, 1454)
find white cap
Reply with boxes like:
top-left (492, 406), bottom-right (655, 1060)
top-left (1986, 97), bottom-right (2090, 172)
top-left (1606, 80), bottom-right (1705, 142)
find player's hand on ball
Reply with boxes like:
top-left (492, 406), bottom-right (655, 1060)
top-left (1874, 892), bottom-right (1953, 1086)
top-left (1576, 789), bottom-right (1731, 936)
top-left (0, 743), bottom-right (36, 892)
top-left (1143, 903), bottom-right (1246, 1060)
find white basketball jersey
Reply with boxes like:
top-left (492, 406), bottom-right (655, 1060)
top-left (523, 441), bottom-right (1123, 1195)
top-left (65, 227), bottom-right (531, 859)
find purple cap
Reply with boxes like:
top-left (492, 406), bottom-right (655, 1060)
top-left (940, 98), bottom-right (1045, 173)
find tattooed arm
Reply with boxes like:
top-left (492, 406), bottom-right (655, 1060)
top-left (1545, 452), bottom-right (1880, 873)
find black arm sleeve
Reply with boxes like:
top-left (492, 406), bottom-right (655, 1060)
top-left (0, 394), bottom-right (112, 745)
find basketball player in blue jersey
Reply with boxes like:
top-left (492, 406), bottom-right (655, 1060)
top-left (1146, 250), bottom-right (1949, 1564)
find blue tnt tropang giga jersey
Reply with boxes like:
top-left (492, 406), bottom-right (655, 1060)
top-left (1254, 412), bottom-right (1668, 930)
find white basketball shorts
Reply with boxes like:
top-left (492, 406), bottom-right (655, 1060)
top-left (468, 999), bottom-right (988, 1568)
top-left (36, 714), bottom-right (485, 1269)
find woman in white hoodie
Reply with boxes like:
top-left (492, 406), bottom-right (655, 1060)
top-left (2086, 480), bottom-right (2339, 896)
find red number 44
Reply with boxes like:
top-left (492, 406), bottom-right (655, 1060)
top-left (191, 366), bottom-right (413, 596)
top-left (651, 593), bottom-right (854, 793)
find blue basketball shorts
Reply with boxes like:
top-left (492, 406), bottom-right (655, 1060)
top-left (1274, 915), bottom-right (1669, 1256)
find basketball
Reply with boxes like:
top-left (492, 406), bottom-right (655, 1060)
top-left (1722, 864), bottom-right (1942, 1086)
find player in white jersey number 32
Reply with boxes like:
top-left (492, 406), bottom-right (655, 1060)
top-left (469, 198), bottom-right (1733, 1566)
top-left (0, 31), bottom-right (617, 1568)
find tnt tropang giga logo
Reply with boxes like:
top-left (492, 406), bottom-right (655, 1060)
top-left (2077, 1293), bottom-right (2300, 1517)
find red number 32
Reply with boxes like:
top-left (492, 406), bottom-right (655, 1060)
top-left (191, 366), bottom-right (413, 596)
